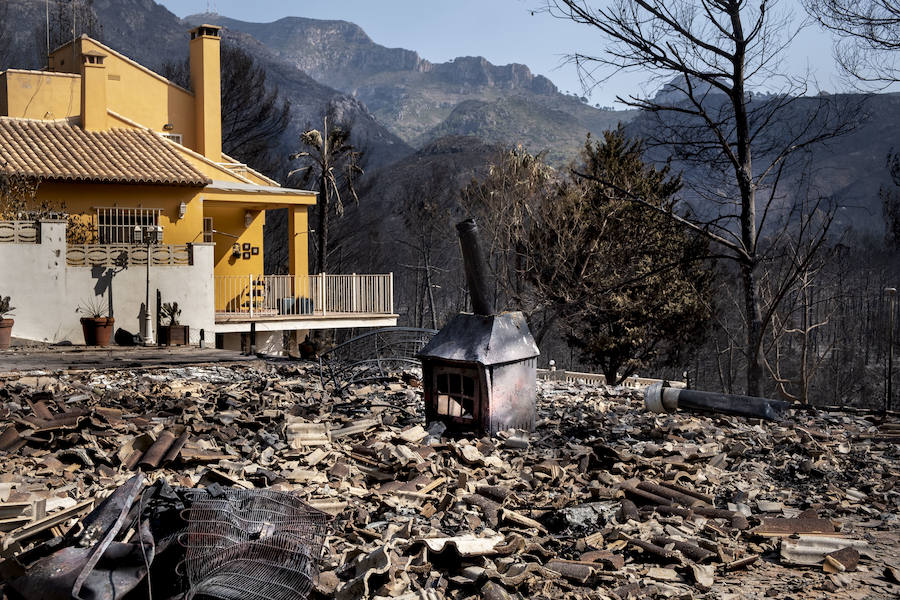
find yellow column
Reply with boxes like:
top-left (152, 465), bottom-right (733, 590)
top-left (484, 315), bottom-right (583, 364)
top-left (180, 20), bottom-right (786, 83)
top-left (288, 206), bottom-right (309, 277)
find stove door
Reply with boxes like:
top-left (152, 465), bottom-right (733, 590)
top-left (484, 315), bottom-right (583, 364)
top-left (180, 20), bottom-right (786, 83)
top-left (432, 364), bottom-right (482, 427)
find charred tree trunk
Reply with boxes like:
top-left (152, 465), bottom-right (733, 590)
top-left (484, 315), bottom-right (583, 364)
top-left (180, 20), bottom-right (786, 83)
top-left (423, 246), bottom-right (437, 330)
top-left (730, 8), bottom-right (763, 398)
top-left (316, 177), bottom-right (329, 275)
top-left (742, 262), bottom-right (764, 397)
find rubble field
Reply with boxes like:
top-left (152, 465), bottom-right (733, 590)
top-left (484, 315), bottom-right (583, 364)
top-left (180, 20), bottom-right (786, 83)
top-left (1, 359), bottom-right (899, 599)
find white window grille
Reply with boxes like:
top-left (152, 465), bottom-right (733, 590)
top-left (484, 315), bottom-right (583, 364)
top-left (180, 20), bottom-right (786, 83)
top-left (203, 217), bottom-right (214, 243)
top-left (96, 207), bottom-right (161, 244)
top-left (161, 132), bottom-right (183, 145)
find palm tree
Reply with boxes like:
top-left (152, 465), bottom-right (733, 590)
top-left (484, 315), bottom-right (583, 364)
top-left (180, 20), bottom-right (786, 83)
top-left (289, 112), bottom-right (363, 274)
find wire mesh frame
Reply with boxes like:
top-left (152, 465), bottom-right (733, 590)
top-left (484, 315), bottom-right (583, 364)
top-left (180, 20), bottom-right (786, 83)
top-left (319, 327), bottom-right (437, 393)
top-left (180, 488), bottom-right (331, 600)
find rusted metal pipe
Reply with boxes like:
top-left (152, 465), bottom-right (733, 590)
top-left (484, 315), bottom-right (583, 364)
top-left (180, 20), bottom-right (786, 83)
top-left (456, 218), bottom-right (494, 316)
top-left (645, 382), bottom-right (790, 422)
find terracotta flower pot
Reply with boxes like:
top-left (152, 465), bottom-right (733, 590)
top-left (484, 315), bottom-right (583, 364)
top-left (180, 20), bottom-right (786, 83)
top-left (80, 317), bottom-right (114, 347)
top-left (0, 318), bottom-right (13, 350)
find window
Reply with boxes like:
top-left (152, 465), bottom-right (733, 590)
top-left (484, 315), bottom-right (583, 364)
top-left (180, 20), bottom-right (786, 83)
top-left (203, 217), bottom-right (214, 243)
top-left (434, 366), bottom-right (479, 420)
top-left (161, 132), bottom-right (183, 145)
top-left (96, 207), bottom-right (161, 244)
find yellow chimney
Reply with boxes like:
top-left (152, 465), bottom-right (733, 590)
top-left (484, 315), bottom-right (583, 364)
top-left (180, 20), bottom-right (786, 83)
top-left (81, 50), bottom-right (107, 131)
top-left (189, 24), bottom-right (222, 161)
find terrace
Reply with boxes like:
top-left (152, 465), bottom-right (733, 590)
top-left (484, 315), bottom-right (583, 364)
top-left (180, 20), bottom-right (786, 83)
top-left (213, 273), bottom-right (398, 332)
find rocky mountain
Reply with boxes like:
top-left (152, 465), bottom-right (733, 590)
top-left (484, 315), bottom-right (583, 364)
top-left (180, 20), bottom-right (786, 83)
top-left (184, 13), bottom-right (635, 164)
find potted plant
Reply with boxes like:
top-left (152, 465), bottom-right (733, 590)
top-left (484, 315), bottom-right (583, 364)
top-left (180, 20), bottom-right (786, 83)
top-left (0, 295), bottom-right (14, 350)
top-left (158, 302), bottom-right (189, 346)
top-left (76, 298), bottom-right (114, 347)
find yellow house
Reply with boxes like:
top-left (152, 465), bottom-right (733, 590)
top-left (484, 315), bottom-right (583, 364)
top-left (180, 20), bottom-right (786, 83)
top-left (0, 26), bottom-right (396, 351)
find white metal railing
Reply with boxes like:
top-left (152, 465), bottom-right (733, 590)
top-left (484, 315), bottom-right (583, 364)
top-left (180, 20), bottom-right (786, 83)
top-left (67, 244), bottom-right (193, 267)
top-left (0, 220), bottom-right (40, 243)
top-left (536, 368), bottom-right (687, 390)
top-left (215, 273), bottom-right (394, 318)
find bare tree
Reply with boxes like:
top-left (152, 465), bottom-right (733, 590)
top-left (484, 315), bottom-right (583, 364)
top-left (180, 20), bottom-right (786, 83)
top-left (32, 0), bottom-right (103, 67)
top-left (804, 0), bottom-right (900, 86)
top-left (218, 46), bottom-right (291, 174)
top-left (884, 152), bottom-right (900, 249)
top-left (544, 0), bottom-right (856, 396)
top-left (398, 165), bottom-right (456, 330)
top-left (460, 145), bottom-right (558, 341)
top-left (761, 245), bottom-right (836, 404)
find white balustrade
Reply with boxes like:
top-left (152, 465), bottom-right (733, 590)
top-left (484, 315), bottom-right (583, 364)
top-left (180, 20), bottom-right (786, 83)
top-left (215, 273), bottom-right (394, 318)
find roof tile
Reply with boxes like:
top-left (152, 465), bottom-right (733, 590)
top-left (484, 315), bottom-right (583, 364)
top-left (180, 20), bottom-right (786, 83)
top-left (0, 118), bottom-right (210, 186)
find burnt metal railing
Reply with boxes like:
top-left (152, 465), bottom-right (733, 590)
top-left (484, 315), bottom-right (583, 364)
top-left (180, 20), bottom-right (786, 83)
top-left (319, 327), bottom-right (437, 394)
top-left (181, 487), bottom-right (330, 600)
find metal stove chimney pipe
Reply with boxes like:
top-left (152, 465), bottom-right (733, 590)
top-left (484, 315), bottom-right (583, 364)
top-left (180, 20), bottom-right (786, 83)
top-left (456, 218), bottom-right (494, 316)
top-left (645, 382), bottom-right (791, 422)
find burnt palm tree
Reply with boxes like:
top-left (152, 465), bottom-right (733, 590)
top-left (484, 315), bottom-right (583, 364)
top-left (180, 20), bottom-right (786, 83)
top-left (290, 112), bottom-right (363, 274)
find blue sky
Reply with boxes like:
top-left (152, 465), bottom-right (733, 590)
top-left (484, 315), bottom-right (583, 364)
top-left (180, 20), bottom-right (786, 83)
top-left (159, 0), bottom-right (848, 108)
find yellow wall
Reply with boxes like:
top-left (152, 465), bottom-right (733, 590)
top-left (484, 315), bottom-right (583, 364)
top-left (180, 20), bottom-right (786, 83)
top-left (205, 201), bottom-right (267, 312)
top-left (204, 202), bottom-right (265, 275)
top-left (48, 39), bottom-right (198, 150)
top-left (38, 183), bottom-right (311, 282)
top-left (38, 182), bottom-right (205, 245)
top-left (1, 71), bottom-right (81, 120)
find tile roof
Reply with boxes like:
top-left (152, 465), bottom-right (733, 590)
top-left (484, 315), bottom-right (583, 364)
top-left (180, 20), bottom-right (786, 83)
top-left (0, 118), bottom-right (210, 186)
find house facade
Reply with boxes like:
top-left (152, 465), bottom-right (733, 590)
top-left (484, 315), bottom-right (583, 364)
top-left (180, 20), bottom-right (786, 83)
top-left (0, 26), bottom-right (396, 351)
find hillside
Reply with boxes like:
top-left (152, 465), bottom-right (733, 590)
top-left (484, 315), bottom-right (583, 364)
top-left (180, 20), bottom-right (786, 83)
top-left (625, 90), bottom-right (900, 233)
top-left (335, 135), bottom-right (500, 276)
top-left (422, 95), bottom-right (628, 165)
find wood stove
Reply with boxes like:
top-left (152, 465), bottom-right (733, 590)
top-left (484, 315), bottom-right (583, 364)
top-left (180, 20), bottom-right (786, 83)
top-left (418, 219), bottom-right (539, 434)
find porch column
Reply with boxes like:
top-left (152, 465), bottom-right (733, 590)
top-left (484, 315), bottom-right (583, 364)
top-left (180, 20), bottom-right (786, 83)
top-left (288, 206), bottom-right (309, 277)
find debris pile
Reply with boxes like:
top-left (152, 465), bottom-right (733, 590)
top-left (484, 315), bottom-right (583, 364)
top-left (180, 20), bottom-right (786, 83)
top-left (1, 361), bottom-right (899, 599)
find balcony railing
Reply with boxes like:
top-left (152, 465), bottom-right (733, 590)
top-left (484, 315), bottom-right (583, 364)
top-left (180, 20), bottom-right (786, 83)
top-left (215, 273), bottom-right (394, 318)
top-left (0, 220), bottom-right (40, 244)
top-left (67, 244), bottom-right (193, 267)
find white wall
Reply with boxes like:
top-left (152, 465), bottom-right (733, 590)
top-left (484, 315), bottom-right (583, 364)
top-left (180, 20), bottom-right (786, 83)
top-left (0, 222), bottom-right (214, 344)
top-left (218, 331), bottom-right (284, 355)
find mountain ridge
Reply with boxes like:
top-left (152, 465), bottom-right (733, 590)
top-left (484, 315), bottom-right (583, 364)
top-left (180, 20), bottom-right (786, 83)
top-left (184, 11), bottom-right (631, 162)
top-left (185, 13), bottom-right (559, 95)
